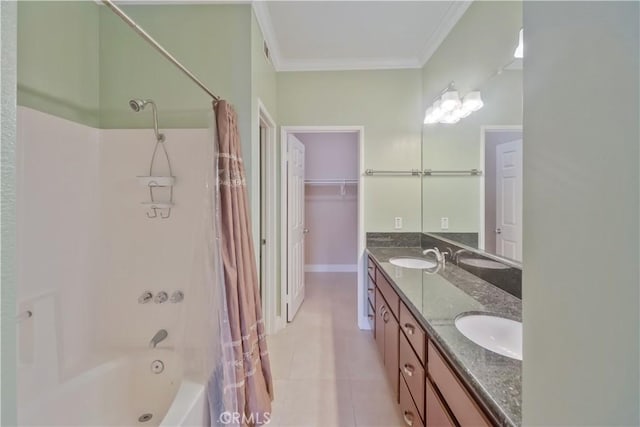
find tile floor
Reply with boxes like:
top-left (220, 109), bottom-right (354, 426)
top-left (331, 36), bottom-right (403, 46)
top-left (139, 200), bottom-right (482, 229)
top-left (267, 272), bottom-right (404, 427)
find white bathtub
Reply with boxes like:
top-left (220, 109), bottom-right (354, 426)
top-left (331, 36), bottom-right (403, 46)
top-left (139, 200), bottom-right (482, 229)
top-left (18, 349), bottom-right (206, 427)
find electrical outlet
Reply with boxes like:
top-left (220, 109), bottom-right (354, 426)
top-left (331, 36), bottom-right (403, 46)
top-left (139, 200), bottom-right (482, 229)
top-left (394, 217), bottom-right (403, 230)
top-left (440, 217), bottom-right (449, 230)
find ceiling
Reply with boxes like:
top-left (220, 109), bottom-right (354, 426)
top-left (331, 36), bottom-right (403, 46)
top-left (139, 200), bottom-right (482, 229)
top-left (254, 1), bottom-right (472, 71)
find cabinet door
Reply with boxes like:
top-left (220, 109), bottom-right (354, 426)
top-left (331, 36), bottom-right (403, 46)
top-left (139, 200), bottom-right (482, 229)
top-left (375, 289), bottom-right (385, 359)
top-left (426, 378), bottom-right (456, 427)
top-left (384, 308), bottom-right (399, 401)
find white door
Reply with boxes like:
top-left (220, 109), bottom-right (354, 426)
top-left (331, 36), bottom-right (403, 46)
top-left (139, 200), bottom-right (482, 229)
top-left (496, 139), bottom-right (523, 261)
top-left (286, 135), bottom-right (306, 321)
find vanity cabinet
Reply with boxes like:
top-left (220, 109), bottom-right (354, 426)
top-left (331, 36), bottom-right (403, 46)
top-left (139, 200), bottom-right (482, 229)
top-left (368, 255), bottom-right (497, 427)
top-left (370, 257), bottom-right (400, 400)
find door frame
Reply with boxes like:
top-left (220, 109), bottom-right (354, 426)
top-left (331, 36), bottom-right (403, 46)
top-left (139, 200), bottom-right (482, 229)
top-left (257, 100), bottom-right (278, 335)
top-left (280, 126), bottom-right (367, 331)
top-left (479, 125), bottom-right (523, 252)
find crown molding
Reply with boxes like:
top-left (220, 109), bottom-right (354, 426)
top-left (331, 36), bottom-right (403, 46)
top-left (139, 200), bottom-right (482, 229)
top-left (96, 0), bottom-right (252, 5)
top-left (252, 1), bottom-right (282, 71)
top-left (418, 0), bottom-right (473, 67)
top-left (277, 57), bottom-right (422, 72)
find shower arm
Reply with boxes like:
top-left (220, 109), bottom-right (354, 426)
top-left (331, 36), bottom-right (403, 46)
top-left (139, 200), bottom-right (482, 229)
top-left (147, 101), bottom-right (165, 143)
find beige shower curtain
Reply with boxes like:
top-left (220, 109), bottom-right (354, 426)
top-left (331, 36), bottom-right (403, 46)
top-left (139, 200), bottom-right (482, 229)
top-left (215, 100), bottom-right (273, 425)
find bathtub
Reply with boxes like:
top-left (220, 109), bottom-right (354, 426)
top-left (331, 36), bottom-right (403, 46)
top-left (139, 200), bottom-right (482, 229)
top-left (18, 349), bottom-right (206, 426)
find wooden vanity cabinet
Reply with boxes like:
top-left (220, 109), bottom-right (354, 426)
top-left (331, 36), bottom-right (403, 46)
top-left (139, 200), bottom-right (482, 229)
top-left (367, 255), bottom-right (497, 427)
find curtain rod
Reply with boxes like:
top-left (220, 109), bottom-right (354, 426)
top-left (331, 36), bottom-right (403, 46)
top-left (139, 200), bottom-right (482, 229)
top-left (101, 0), bottom-right (220, 102)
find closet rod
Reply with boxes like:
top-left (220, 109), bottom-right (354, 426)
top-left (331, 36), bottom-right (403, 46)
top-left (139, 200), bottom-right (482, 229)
top-left (102, 0), bottom-right (220, 102)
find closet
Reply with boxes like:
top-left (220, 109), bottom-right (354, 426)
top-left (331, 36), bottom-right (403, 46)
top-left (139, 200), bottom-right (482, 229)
top-left (294, 132), bottom-right (359, 273)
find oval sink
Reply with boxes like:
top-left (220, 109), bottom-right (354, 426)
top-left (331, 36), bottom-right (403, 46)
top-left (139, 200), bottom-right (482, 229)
top-left (459, 258), bottom-right (509, 270)
top-left (389, 257), bottom-right (437, 269)
top-left (455, 314), bottom-right (522, 360)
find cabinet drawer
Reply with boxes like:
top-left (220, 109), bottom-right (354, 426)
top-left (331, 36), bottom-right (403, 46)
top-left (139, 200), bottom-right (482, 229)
top-left (400, 302), bottom-right (426, 365)
top-left (367, 275), bottom-right (376, 307)
top-left (367, 256), bottom-right (376, 281)
top-left (426, 377), bottom-right (457, 427)
top-left (400, 332), bottom-right (425, 421)
top-left (428, 341), bottom-right (490, 427)
top-left (400, 375), bottom-right (424, 427)
top-left (377, 273), bottom-right (399, 319)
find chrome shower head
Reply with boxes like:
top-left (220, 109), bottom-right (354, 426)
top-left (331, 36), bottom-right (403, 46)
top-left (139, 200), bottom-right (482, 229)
top-left (128, 99), bottom-right (165, 142)
top-left (129, 99), bottom-right (149, 112)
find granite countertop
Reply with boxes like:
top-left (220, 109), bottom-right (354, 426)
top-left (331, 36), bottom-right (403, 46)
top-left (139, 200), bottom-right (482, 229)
top-left (367, 247), bottom-right (522, 427)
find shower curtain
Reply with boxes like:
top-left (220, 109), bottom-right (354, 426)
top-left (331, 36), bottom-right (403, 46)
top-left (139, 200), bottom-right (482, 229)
top-left (213, 100), bottom-right (273, 426)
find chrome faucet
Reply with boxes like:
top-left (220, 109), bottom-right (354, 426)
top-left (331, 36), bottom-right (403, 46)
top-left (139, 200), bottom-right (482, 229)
top-left (423, 247), bottom-right (447, 266)
top-left (149, 329), bottom-right (168, 348)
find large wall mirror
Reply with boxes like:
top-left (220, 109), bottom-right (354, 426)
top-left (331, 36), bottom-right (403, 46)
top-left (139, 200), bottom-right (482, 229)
top-left (421, 1), bottom-right (522, 263)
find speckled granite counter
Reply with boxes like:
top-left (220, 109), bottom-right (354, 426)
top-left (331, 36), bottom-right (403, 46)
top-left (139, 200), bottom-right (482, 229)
top-left (367, 247), bottom-right (522, 427)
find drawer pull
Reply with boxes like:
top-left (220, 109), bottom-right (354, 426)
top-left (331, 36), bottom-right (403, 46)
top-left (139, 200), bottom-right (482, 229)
top-left (403, 411), bottom-right (414, 426)
top-left (367, 288), bottom-right (374, 293)
top-left (383, 310), bottom-right (390, 323)
top-left (403, 323), bottom-right (415, 335)
top-left (367, 314), bottom-right (374, 319)
top-left (402, 363), bottom-right (415, 377)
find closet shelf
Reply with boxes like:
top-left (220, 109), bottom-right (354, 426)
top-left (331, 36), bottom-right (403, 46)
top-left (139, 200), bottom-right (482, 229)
top-left (137, 176), bottom-right (176, 187)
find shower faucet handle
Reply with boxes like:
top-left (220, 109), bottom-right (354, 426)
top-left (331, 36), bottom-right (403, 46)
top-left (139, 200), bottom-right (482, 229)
top-left (170, 291), bottom-right (184, 303)
top-left (138, 291), bottom-right (153, 304)
top-left (154, 291), bottom-right (168, 304)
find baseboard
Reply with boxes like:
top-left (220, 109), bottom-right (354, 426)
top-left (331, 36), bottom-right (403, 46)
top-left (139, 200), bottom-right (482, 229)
top-left (304, 264), bottom-right (358, 273)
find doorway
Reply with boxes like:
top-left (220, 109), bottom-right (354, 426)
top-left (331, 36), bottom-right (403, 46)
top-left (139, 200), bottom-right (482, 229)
top-left (257, 101), bottom-right (277, 334)
top-left (481, 126), bottom-right (523, 261)
top-left (281, 127), bottom-right (366, 329)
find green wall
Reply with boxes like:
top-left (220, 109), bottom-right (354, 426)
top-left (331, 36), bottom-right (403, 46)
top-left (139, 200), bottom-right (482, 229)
top-left (523, 1), bottom-right (639, 424)
top-left (99, 4), bottom-right (251, 133)
top-left (17, 1), bottom-right (100, 127)
top-left (421, 1), bottom-right (522, 233)
top-left (277, 69), bottom-right (423, 232)
top-left (1, 1), bottom-right (18, 424)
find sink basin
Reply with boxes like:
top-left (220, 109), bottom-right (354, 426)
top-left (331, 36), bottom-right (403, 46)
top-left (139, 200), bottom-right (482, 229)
top-left (455, 314), bottom-right (522, 360)
top-left (459, 258), bottom-right (510, 270)
top-left (389, 257), bottom-right (437, 269)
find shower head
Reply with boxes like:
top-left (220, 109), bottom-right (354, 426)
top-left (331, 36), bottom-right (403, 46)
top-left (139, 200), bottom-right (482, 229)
top-left (128, 99), bottom-right (165, 142)
top-left (129, 99), bottom-right (150, 112)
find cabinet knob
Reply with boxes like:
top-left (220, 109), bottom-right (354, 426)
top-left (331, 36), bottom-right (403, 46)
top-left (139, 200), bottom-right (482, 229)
top-left (403, 363), bottom-right (415, 377)
top-left (403, 323), bottom-right (415, 335)
top-left (303, 228), bottom-right (309, 234)
top-left (382, 310), bottom-right (390, 323)
top-left (403, 411), bottom-right (414, 426)
top-left (495, 228), bottom-right (502, 234)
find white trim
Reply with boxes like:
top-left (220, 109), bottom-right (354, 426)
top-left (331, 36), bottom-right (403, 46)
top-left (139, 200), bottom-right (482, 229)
top-left (252, 0), bottom-right (469, 72)
top-left (479, 125), bottom-right (523, 254)
top-left (304, 264), bottom-right (358, 273)
top-left (280, 126), bottom-right (367, 330)
top-left (252, 1), bottom-right (282, 71)
top-left (418, 1), bottom-right (473, 66)
top-left (277, 57), bottom-right (422, 72)
top-left (257, 100), bottom-right (279, 335)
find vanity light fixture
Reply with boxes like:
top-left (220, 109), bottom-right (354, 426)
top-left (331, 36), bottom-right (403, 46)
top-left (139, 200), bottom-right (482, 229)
top-left (514, 28), bottom-right (523, 59)
top-left (440, 91), bottom-right (461, 112)
top-left (424, 87), bottom-right (483, 125)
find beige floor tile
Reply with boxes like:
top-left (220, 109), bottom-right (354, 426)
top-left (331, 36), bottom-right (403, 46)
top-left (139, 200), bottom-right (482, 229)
top-left (267, 273), bottom-right (402, 427)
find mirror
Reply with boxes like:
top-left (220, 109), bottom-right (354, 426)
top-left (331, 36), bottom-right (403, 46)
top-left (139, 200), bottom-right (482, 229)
top-left (421, 2), bottom-right (522, 262)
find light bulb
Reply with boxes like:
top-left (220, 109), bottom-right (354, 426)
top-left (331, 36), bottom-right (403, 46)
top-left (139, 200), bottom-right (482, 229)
top-left (514, 28), bottom-right (523, 59)
top-left (440, 112), bottom-right (460, 124)
top-left (440, 91), bottom-right (461, 112)
top-left (424, 107), bottom-right (437, 124)
top-left (462, 91), bottom-right (483, 112)
top-left (430, 100), bottom-right (444, 121)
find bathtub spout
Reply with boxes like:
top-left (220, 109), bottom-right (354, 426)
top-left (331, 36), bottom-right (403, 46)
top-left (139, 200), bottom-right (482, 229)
top-left (149, 329), bottom-right (168, 348)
